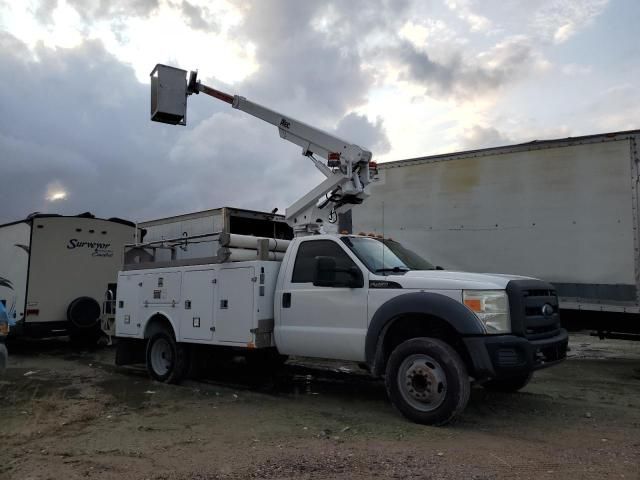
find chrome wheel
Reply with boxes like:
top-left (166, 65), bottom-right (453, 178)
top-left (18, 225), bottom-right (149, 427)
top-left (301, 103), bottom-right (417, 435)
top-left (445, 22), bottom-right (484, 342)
top-left (150, 337), bottom-right (173, 377)
top-left (397, 353), bottom-right (447, 412)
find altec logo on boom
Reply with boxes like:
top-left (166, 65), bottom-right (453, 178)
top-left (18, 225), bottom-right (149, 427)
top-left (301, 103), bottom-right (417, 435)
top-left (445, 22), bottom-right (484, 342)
top-left (67, 238), bottom-right (113, 257)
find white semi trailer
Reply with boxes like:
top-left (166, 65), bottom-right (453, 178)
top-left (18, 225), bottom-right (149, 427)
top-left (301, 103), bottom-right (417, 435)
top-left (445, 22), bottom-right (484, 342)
top-left (0, 213), bottom-right (136, 342)
top-left (113, 65), bottom-right (568, 425)
top-left (351, 130), bottom-right (640, 337)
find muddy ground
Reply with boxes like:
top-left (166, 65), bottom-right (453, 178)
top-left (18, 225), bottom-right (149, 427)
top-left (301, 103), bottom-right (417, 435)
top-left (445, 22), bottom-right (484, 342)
top-left (0, 333), bottom-right (638, 480)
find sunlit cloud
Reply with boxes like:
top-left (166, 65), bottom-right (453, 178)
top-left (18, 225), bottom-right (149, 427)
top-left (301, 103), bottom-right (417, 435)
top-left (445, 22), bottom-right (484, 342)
top-left (45, 182), bottom-right (68, 202)
top-left (0, 0), bottom-right (257, 84)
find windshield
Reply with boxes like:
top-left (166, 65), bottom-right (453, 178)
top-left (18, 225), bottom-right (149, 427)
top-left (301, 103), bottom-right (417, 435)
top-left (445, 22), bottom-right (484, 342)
top-left (341, 236), bottom-right (435, 274)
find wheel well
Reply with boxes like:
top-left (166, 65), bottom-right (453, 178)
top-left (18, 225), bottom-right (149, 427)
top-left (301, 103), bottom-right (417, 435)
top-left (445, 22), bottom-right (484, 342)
top-left (376, 314), bottom-right (472, 375)
top-left (144, 314), bottom-right (175, 339)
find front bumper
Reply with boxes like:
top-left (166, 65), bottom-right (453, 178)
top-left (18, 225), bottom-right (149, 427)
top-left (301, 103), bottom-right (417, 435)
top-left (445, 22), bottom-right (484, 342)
top-left (463, 329), bottom-right (568, 380)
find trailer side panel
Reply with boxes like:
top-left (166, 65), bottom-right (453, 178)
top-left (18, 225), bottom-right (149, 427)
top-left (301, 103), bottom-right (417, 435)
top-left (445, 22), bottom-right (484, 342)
top-left (26, 217), bottom-right (136, 326)
top-left (355, 136), bottom-right (638, 312)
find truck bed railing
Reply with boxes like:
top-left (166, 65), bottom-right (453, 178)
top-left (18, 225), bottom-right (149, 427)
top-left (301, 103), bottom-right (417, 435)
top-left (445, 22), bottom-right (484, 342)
top-left (122, 232), bottom-right (290, 270)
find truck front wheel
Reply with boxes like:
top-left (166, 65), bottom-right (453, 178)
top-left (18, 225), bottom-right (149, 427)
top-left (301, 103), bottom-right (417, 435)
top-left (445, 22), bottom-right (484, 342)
top-left (385, 337), bottom-right (470, 426)
top-left (145, 331), bottom-right (189, 384)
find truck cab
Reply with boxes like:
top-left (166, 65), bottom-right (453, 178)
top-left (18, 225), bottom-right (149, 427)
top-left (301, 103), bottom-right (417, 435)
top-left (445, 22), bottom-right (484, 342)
top-left (274, 234), bottom-right (568, 424)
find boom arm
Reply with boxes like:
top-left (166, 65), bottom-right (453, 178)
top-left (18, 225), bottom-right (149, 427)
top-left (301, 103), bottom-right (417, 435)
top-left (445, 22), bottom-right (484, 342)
top-left (152, 65), bottom-right (377, 235)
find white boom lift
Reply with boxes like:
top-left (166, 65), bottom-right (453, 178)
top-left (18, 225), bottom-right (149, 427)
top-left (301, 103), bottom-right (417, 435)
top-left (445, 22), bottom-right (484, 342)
top-left (150, 64), bottom-right (378, 235)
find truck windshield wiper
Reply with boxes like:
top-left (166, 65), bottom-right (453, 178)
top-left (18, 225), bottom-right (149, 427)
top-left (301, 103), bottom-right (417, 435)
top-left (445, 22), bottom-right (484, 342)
top-left (375, 267), bottom-right (410, 273)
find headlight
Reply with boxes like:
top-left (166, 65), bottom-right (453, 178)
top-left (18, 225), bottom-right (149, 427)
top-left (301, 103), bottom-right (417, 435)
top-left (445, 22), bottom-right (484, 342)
top-left (463, 290), bottom-right (510, 334)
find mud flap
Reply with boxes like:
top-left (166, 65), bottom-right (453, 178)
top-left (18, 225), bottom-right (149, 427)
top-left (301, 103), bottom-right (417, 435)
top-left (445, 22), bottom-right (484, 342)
top-left (115, 338), bottom-right (146, 366)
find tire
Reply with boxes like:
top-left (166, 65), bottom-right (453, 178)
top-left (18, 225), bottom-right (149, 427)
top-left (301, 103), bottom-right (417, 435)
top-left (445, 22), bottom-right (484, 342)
top-left (483, 372), bottom-right (533, 392)
top-left (67, 297), bottom-right (101, 329)
top-left (385, 337), bottom-right (470, 426)
top-left (145, 330), bottom-right (189, 384)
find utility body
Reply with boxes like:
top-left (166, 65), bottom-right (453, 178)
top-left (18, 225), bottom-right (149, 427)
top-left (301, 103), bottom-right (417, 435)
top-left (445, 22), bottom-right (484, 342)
top-left (113, 65), bottom-right (568, 425)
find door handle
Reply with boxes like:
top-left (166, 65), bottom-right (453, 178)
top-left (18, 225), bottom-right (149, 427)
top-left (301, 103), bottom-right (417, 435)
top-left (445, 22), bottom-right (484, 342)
top-left (282, 292), bottom-right (291, 308)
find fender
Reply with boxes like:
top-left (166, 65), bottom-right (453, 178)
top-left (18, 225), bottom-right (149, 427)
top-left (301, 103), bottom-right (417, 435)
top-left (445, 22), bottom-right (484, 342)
top-left (143, 311), bottom-right (179, 339)
top-left (365, 292), bottom-right (485, 367)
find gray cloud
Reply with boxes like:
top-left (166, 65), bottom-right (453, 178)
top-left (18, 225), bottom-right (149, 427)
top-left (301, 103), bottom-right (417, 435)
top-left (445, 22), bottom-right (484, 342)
top-left (1, 0), bottom-right (400, 226)
top-left (460, 125), bottom-right (512, 150)
top-left (0, 35), bottom-right (169, 222)
top-left (395, 36), bottom-right (537, 99)
top-left (229, 0), bottom-right (409, 125)
top-left (532, 0), bottom-right (609, 44)
top-left (335, 114), bottom-right (390, 156)
top-left (33, 0), bottom-right (58, 24)
top-left (0, 32), bottom-right (365, 224)
top-left (181, 1), bottom-right (217, 32)
top-left (66, 0), bottom-right (159, 22)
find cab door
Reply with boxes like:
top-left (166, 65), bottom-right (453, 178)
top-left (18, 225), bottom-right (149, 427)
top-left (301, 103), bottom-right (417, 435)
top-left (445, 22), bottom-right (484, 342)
top-left (276, 238), bottom-right (368, 361)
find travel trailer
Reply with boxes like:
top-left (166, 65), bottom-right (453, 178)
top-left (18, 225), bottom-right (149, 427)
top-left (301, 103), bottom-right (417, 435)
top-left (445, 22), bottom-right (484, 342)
top-left (0, 213), bottom-right (136, 343)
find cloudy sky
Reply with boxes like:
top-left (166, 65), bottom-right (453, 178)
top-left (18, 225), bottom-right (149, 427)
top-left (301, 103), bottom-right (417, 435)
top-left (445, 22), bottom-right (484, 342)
top-left (0, 0), bottom-right (638, 223)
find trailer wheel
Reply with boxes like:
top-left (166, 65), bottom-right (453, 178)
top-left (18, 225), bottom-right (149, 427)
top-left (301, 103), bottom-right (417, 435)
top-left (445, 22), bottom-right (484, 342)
top-left (385, 337), bottom-right (470, 426)
top-left (146, 330), bottom-right (189, 384)
top-left (483, 372), bottom-right (533, 392)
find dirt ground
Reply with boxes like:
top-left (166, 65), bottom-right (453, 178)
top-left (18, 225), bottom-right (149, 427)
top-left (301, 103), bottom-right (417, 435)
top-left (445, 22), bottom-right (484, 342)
top-left (0, 333), bottom-right (638, 480)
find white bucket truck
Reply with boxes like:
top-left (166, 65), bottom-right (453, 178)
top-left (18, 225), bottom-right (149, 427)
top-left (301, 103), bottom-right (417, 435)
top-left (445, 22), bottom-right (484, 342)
top-left (114, 65), bottom-right (568, 425)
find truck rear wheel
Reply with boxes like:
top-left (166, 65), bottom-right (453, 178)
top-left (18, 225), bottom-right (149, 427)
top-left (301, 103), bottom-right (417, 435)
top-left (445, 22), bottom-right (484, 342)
top-left (385, 337), bottom-right (470, 426)
top-left (146, 331), bottom-right (189, 384)
top-left (483, 372), bottom-right (533, 392)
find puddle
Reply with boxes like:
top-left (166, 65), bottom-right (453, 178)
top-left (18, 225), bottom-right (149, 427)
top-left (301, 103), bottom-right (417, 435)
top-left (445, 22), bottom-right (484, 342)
top-left (96, 376), bottom-right (162, 409)
top-left (0, 368), bottom-right (84, 405)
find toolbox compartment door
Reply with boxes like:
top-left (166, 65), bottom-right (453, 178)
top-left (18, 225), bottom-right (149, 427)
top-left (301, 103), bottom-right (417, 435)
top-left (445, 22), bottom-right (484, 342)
top-left (180, 269), bottom-right (215, 341)
top-left (116, 273), bottom-right (143, 337)
top-left (215, 267), bottom-right (254, 344)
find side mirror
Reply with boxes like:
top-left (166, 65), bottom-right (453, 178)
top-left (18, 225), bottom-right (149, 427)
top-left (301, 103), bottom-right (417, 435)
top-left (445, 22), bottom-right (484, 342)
top-left (313, 256), bottom-right (364, 288)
